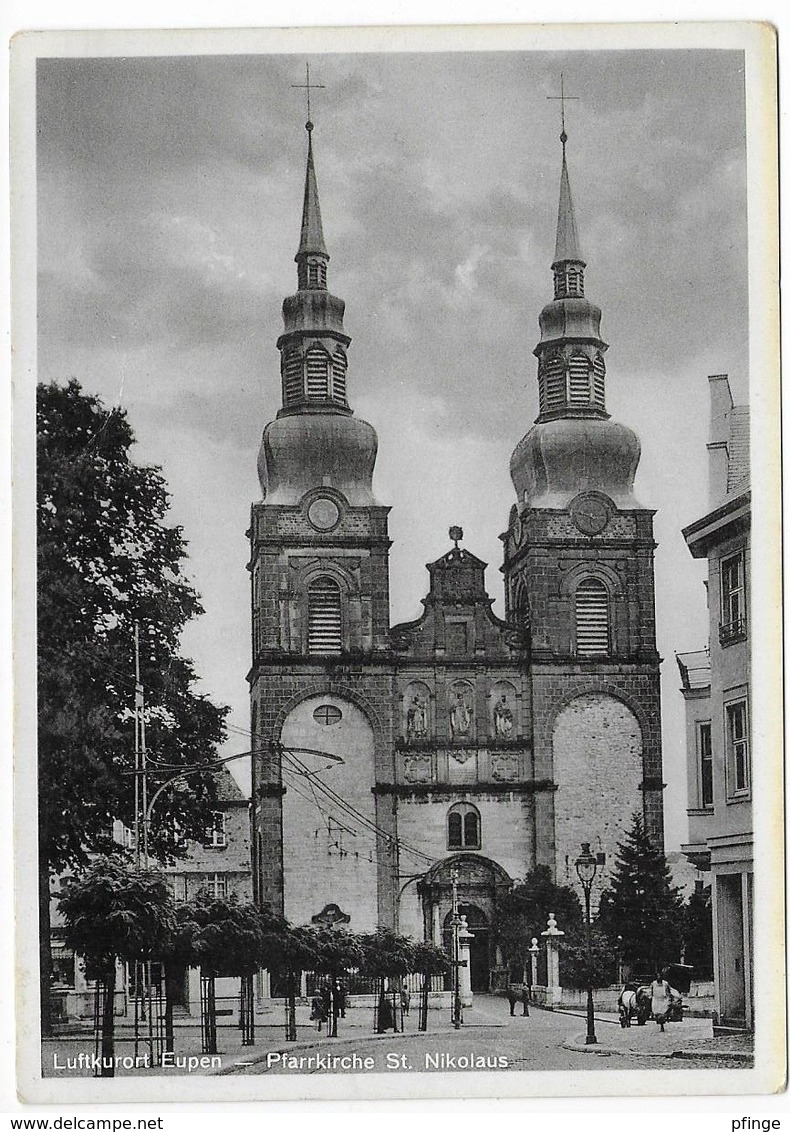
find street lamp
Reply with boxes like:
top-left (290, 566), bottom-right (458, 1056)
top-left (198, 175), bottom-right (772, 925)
top-left (575, 842), bottom-right (600, 1046)
top-left (450, 869), bottom-right (462, 1029)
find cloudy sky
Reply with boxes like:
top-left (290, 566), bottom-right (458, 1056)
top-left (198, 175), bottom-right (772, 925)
top-left (36, 45), bottom-right (749, 851)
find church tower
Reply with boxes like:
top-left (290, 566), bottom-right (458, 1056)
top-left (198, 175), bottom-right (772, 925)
top-left (249, 117), bottom-right (393, 930)
top-left (502, 121), bottom-right (664, 899)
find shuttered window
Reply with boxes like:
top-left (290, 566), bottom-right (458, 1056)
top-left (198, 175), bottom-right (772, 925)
top-left (306, 347), bottom-right (329, 399)
top-left (575, 577), bottom-right (609, 655)
top-left (307, 577), bottom-right (342, 655)
top-left (592, 354), bottom-right (606, 407)
top-left (568, 353), bottom-right (591, 403)
top-left (331, 350), bottom-right (347, 403)
top-left (282, 350), bottom-right (303, 406)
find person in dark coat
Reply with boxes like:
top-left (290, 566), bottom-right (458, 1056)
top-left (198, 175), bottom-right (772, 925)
top-left (521, 984), bottom-right (530, 1017)
top-left (506, 985), bottom-right (519, 1016)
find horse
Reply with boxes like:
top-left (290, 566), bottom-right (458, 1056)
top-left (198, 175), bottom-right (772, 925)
top-left (618, 984), bottom-right (653, 1027)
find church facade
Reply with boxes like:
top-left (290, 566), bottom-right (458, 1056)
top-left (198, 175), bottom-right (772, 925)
top-left (249, 115), bottom-right (664, 989)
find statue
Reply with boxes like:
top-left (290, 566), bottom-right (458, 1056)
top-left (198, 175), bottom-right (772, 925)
top-left (493, 694), bottom-right (514, 738)
top-left (449, 689), bottom-right (472, 738)
top-left (406, 694), bottom-right (428, 739)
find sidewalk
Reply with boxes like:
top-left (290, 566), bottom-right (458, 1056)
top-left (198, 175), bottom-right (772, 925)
top-left (559, 1010), bottom-right (753, 1063)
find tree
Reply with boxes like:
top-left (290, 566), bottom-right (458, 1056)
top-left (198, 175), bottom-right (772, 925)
top-left (411, 940), bottom-right (450, 1032)
top-left (596, 814), bottom-right (684, 976)
top-left (59, 858), bottom-right (174, 1076)
top-left (307, 928), bottom-right (365, 1038)
top-left (492, 866), bottom-right (582, 983)
top-left (263, 922), bottom-right (320, 1042)
top-left (37, 380), bottom-right (228, 1032)
top-left (359, 928), bottom-right (416, 1033)
top-left (682, 883), bottom-right (714, 980)
top-left (560, 928), bottom-right (618, 989)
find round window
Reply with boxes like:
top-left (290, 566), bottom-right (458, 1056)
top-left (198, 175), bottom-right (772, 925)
top-left (313, 704), bottom-right (342, 726)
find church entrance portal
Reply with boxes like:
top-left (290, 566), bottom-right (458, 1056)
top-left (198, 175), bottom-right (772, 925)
top-left (443, 904), bottom-right (490, 992)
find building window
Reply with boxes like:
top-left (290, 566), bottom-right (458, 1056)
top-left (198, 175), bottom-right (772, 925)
top-left (209, 811), bottom-right (226, 848)
top-left (719, 551), bottom-right (747, 644)
top-left (592, 354), bottom-right (606, 407)
top-left (205, 873), bottom-right (228, 900)
top-left (725, 700), bottom-right (749, 797)
top-left (574, 577), bottom-right (610, 656)
top-left (313, 704), bottom-right (342, 726)
top-left (447, 803), bottom-right (481, 850)
top-left (697, 721), bottom-right (713, 809)
top-left (307, 576), bottom-right (342, 654)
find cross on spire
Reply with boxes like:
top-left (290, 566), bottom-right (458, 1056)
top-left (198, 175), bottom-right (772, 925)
top-left (547, 72), bottom-right (579, 151)
top-left (291, 61), bottom-right (325, 132)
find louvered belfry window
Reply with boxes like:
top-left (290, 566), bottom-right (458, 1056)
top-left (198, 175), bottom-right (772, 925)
top-left (568, 353), bottom-right (591, 404)
top-left (592, 354), bottom-right (606, 407)
top-left (306, 346), bottom-right (329, 399)
top-left (282, 350), bottom-right (303, 406)
top-left (575, 577), bottom-right (610, 655)
top-left (541, 354), bottom-right (566, 412)
top-left (331, 349), bottom-right (347, 403)
top-left (307, 577), bottom-right (342, 655)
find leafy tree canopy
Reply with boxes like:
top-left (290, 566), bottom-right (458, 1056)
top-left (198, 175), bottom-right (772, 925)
top-left (59, 857), bottom-right (174, 970)
top-left (37, 379), bottom-right (228, 872)
top-left (596, 814), bottom-right (684, 974)
top-left (358, 928), bottom-right (417, 978)
top-left (493, 866), bottom-right (582, 974)
top-left (682, 883), bottom-right (713, 980)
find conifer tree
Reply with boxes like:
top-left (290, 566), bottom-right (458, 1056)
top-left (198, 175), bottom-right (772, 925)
top-left (596, 814), bottom-right (684, 975)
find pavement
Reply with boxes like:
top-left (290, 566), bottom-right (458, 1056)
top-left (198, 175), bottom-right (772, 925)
top-left (41, 997), bottom-right (753, 1079)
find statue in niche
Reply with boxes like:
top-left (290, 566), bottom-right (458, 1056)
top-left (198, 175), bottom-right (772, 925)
top-left (493, 694), bottom-right (514, 739)
top-left (406, 694), bottom-right (428, 739)
top-left (449, 687), bottom-right (473, 738)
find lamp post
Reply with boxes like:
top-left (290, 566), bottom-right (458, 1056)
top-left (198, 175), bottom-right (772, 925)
top-left (575, 842), bottom-right (600, 1046)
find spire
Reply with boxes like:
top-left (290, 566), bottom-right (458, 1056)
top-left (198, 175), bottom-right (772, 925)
top-left (532, 110), bottom-right (609, 424)
top-left (553, 147), bottom-right (584, 269)
top-left (297, 123), bottom-right (329, 262)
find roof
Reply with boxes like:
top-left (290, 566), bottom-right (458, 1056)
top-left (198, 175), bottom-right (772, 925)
top-left (297, 127), bottom-right (328, 259)
top-left (214, 765), bottom-right (248, 804)
top-left (676, 649), bottom-right (711, 691)
top-left (553, 151), bottom-right (584, 266)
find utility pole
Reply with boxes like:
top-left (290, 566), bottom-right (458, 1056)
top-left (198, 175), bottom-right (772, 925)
top-left (450, 868), bottom-right (462, 1029)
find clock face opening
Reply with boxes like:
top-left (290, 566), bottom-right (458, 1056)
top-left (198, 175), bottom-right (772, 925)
top-left (569, 494), bottom-right (611, 535)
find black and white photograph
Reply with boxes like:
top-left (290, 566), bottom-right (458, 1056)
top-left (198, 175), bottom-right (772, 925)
top-left (10, 22), bottom-right (783, 1104)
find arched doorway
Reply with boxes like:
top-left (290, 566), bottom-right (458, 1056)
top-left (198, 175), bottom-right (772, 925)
top-left (418, 853), bottom-right (513, 994)
top-left (442, 904), bottom-right (490, 992)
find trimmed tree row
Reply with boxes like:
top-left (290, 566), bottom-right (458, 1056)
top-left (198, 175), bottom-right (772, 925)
top-left (58, 858), bottom-right (449, 1074)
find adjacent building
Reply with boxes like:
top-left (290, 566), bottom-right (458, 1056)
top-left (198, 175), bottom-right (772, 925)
top-left (249, 115), bottom-right (664, 990)
top-left (678, 372), bottom-right (751, 1030)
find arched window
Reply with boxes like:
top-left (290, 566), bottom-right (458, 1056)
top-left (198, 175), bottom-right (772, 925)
top-left (307, 576), bottom-right (342, 655)
top-left (575, 577), bottom-right (610, 655)
top-left (305, 346), bottom-right (330, 399)
top-left (447, 802), bottom-right (481, 850)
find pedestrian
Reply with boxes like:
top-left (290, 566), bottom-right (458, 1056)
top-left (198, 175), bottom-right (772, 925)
top-left (506, 984), bottom-right (518, 1016)
top-left (650, 970), bottom-right (679, 1033)
top-left (401, 986), bottom-right (411, 1016)
top-left (337, 980), bottom-right (347, 1019)
top-left (309, 993), bottom-right (324, 1032)
top-left (521, 983), bottom-right (530, 1017)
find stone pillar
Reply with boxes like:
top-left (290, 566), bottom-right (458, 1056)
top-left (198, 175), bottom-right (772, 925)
top-left (458, 916), bottom-right (474, 1008)
top-left (541, 912), bottom-right (565, 1008)
top-left (529, 937), bottom-right (539, 990)
top-left (431, 902), bottom-right (441, 946)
